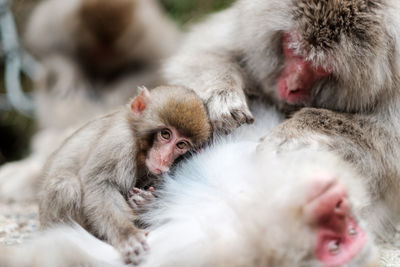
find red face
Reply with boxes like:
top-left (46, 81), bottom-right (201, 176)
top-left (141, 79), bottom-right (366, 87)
top-left (303, 177), bottom-right (368, 266)
top-left (145, 127), bottom-right (193, 175)
top-left (277, 33), bottom-right (331, 105)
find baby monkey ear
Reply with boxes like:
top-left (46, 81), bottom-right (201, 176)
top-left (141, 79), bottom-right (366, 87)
top-left (130, 86), bottom-right (151, 117)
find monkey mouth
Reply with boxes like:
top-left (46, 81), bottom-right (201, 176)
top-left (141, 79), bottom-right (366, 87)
top-left (145, 159), bottom-right (169, 175)
top-left (305, 178), bottom-right (368, 266)
top-left (316, 218), bottom-right (368, 266)
top-left (277, 80), bottom-right (311, 105)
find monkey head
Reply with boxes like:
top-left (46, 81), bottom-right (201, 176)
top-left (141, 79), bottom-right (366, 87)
top-left (147, 144), bottom-right (380, 266)
top-left (130, 86), bottom-right (211, 175)
top-left (75, 0), bottom-right (141, 77)
top-left (240, 0), bottom-right (400, 113)
top-left (230, 149), bottom-right (380, 266)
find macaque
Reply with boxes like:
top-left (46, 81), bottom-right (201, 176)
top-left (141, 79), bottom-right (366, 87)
top-left (163, 0), bottom-right (400, 131)
top-left (38, 86), bottom-right (211, 264)
top-left (0, 0), bottom-right (180, 201)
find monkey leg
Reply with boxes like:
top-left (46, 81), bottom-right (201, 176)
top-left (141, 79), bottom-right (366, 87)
top-left (83, 183), bottom-right (149, 265)
top-left (39, 173), bottom-right (83, 228)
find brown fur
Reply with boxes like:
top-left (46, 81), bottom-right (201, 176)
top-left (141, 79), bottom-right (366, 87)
top-left (132, 86), bottom-right (212, 146)
top-left (293, 0), bottom-right (384, 49)
top-left (79, 0), bottom-right (135, 45)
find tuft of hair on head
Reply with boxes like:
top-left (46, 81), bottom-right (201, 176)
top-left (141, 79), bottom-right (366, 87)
top-left (130, 85), bottom-right (212, 147)
top-left (79, 0), bottom-right (136, 44)
top-left (156, 86), bottom-right (212, 146)
top-left (293, 0), bottom-right (384, 50)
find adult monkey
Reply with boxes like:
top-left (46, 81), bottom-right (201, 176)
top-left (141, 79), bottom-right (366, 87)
top-left (164, 0), bottom-right (399, 131)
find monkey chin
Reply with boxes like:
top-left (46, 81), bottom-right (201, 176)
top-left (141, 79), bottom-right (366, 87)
top-left (145, 159), bottom-right (169, 175)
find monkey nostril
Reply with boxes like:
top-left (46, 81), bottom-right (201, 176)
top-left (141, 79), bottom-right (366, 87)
top-left (327, 240), bottom-right (340, 254)
top-left (288, 87), bottom-right (301, 93)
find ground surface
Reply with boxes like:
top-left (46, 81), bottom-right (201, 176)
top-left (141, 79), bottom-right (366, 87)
top-left (1, 200), bottom-right (400, 266)
top-left (0, 201), bottom-right (38, 246)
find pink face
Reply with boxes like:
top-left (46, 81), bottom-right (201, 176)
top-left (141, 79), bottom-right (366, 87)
top-left (145, 127), bottom-right (193, 175)
top-left (303, 177), bottom-right (368, 266)
top-left (277, 32), bottom-right (331, 105)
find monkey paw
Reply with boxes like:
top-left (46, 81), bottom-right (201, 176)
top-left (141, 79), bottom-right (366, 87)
top-left (127, 187), bottom-right (156, 211)
top-left (206, 91), bottom-right (254, 133)
top-left (118, 231), bottom-right (149, 265)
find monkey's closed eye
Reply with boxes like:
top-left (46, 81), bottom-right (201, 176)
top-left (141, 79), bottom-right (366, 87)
top-left (160, 129), bottom-right (171, 140)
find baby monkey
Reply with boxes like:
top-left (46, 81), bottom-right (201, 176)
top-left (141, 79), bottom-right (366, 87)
top-left (38, 85), bottom-right (211, 265)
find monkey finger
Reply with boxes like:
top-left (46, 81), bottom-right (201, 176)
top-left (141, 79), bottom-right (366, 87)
top-left (212, 111), bottom-right (250, 134)
top-left (231, 109), bottom-right (255, 125)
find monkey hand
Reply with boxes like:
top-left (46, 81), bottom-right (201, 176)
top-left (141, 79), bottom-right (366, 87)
top-left (206, 90), bottom-right (254, 133)
top-left (127, 187), bottom-right (156, 211)
top-left (116, 230), bottom-right (149, 265)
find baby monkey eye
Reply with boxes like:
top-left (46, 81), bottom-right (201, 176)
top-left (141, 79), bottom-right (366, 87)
top-left (176, 141), bottom-right (188, 150)
top-left (160, 129), bottom-right (171, 140)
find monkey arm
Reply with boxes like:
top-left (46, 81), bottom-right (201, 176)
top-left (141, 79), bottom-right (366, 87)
top-left (83, 180), bottom-right (138, 242)
top-left (82, 179), bottom-right (149, 264)
top-left (163, 8), bottom-right (253, 132)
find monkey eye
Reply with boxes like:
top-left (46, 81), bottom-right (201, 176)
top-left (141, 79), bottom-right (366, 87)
top-left (160, 129), bottom-right (171, 140)
top-left (176, 141), bottom-right (188, 150)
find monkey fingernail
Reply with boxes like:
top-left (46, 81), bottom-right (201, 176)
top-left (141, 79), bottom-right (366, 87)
top-left (247, 116), bottom-right (255, 124)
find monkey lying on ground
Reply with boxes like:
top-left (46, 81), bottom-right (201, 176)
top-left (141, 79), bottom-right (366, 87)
top-left (38, 86), bottom-right (211, 265)
top-left (164, 0), bottom-right (400, 131)
top-left (0, 106), bottom-right (385, 267)
top-left (0, 0), bottom-right (180, 201)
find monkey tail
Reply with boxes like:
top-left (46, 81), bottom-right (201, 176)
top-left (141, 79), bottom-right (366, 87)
top-left (0, 224), bottom-right (127, 267)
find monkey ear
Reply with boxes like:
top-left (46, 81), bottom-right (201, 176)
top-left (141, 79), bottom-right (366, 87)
top-left (130, 86), bottom-right (151, 116)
